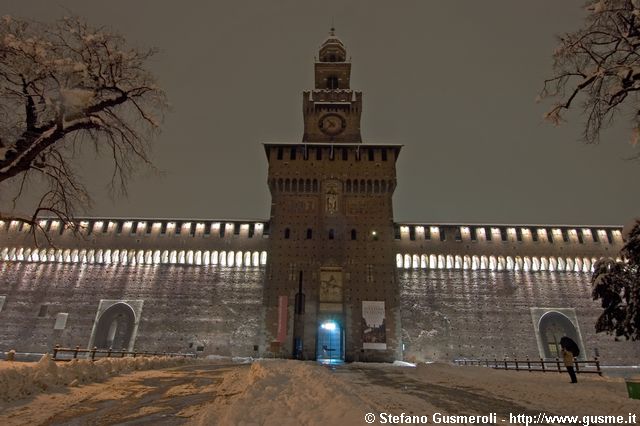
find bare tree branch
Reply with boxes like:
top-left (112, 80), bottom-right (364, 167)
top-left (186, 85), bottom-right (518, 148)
top-left (0, 15), bottom-right (167, 245)
top-left (540, 0), bottom-right (640, 155)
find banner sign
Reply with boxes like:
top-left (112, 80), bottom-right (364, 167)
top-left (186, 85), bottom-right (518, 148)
top-left (277, 295), bottom-right (288, 343)
top-left (362, 301), bottom-right (387, 350)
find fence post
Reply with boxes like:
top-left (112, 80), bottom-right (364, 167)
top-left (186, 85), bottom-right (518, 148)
top-left (595, 357), bottom-right (601, 376)
top-left (526, 356), bottom-right (531, 372)
top-left (90, 347), bottom-right (97, 361)
top-left (121, 348), bottom-right (126, 358)
top-left (107, 347), bottom-right (112, 358)
top-left (556, 357), bottom-right (561, 373)
top-left (541, 358), bottom-right (545, 373)
top-left (504, 358), bottom-right (508, 370)
top-left (73, 345), bottom-right (80, 359)
top-left (515, 359), bottom-right (519, 371)
top-left (53, 344), bottom-right (60, 360)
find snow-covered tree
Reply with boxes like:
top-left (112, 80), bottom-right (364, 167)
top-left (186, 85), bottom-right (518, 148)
top-left (591, 220), bottom-right (640, 340)
top-left (540, 0), bottom-right (640, 150)
top-left (0, 16), bottom-right (167, 241)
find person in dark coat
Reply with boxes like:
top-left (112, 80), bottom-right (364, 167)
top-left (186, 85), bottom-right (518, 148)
top-left (562, 347), bottom-right (578, 383)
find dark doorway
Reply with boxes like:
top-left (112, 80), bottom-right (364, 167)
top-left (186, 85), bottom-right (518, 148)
top-left (94, 303), bottom-right (136, 350)
top-left (316, 319), bottom-right (344, 364)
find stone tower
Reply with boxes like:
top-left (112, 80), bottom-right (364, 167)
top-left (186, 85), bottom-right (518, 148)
top-left (262, 29), bottom-right (402, 362)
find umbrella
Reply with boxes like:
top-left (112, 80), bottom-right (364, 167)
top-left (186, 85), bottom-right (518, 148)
top-left (560, 336), bottom-right (580, 357)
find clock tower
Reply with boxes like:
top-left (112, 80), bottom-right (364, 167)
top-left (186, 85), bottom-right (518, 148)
top-left (262, 29), bottom-right (401, 363)
top-left (302, 28), bottom-right (362, 143)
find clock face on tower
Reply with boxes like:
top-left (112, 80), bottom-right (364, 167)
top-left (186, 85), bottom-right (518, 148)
top-left (319, 113), bottom-right (346, 136)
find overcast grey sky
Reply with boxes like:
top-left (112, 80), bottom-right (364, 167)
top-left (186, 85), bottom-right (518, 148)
top-left (5, 1), bottom-right (639, 225)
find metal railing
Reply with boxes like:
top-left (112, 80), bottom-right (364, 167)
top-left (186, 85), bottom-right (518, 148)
top-left (454, 357), bottom-right (602, 376)
top-left (52, 345), bottom-right (196, 361)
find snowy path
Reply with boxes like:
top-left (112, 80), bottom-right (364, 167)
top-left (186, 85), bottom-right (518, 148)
top-left (0, 360), bottom-right (637, 425)
top-left (0, 363), bottom-right (245, 425)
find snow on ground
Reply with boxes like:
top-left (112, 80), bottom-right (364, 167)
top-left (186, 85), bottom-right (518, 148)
top-left (0, 354), bottom-right (196, 402)
top-left (0, 359), bottom-right (638, 425)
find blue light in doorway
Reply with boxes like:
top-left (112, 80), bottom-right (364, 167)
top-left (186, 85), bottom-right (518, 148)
top-left (321, 321), bottom-right (337, 331)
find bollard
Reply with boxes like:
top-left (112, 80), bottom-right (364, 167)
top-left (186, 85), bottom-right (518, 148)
top-left (121, 348), bottom-right (126, 358)
top-left (526, 356), bottom-right (531, 372)
top-left (90, 347), bottom-right (97, 361)
top-left (73, 345), bottom-right (80, 359)
top-left (107, 347), bottom-right (112, 358)
top-left (53, 344), bottom-right (60, 360)
top-left (556, 357), bottom-right (561, 373)
top-left (595, 357), bottom-right (602, 376)
top-left (541, 358), bottom-right (546, 372)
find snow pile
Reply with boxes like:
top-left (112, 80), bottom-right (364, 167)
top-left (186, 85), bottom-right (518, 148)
top-left (192, 360), bottom-right (375, 425)
top-left (0, 354), bottom-right (193, 402)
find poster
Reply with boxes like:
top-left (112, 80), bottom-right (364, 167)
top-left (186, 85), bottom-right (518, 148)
top-left (362, 301), bottom-right (387, 350)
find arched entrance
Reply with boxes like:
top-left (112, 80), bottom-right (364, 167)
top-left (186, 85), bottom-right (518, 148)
top-left (94, 302), bottom-right (136, 350)
top-left (538, 311), bottom-right (579, 359)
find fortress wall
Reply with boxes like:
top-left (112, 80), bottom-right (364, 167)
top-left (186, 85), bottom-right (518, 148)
top-left (0, 262), bottom-right (264, 357)
top-left (394, 224), bottom-right (624, 260)
top-left (0, 218), bottom-right (269, 253)
top-left (398, 269), bottom-right (640, 365)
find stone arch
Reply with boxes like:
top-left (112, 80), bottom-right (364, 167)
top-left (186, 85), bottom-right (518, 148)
top-left (93, 302), bottom-right (136, 350)
top-left (396, 254), bottom-right (403, 268)
top-left (429, 254), bottom-right (438, 269)
top-left (412, 254), bottom-right (420, 269)
top-left (538, 311), bottom-right (580, 359)
top-left (404, 254), bottom-right (411, 269)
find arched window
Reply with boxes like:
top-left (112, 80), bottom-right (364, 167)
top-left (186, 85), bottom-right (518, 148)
top-left (351, 229), bottom-right (357, 240)
top-left (306, 228), bottom-right (313, 239)
top-left (284, 228), bottom-right (291, 239)
top-left (327, 76), bottom-right (338, 89)
top-left (329, 229), bottom-right (335, 240)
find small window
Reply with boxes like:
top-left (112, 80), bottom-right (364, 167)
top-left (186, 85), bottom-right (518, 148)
top-left (368, 148), bottom-right (374, 161)
top-left (290, 147), bottom-right (297, 160)
top-left (189, 224), bottom-right (196, 236)
top-left (233, 224), bottom-right (240, 235)
top-left (284, 228), bottom-right (290, 239)
top-left (440, 229), bottom-right (446, 242)
top-left (116, 222), bottom-right (123, 234)
top-left (316, 148), bottom-right (322, 161)
top-left (470, 228), bottom-right (477, 241)
top-left (205, 224), bottom-right (211, 236)
top-left (532, 228), bottom-right (538, 242)
top-left (54, 313), bottom-right (68, 330)
top-left (38, 304), bottom-right (48, 317)
top-left (175, 222), bottom-right (182, 235)
top-left (329, 229), bottom-right (335, 240)
top-left (500, 228), bottom-right (507, 241)
top-left (131, 223), bottom-right (137, 235)
top-left (146, 224), bottom-right (152, 234)
top-left (351, 229), bottom-right (357, 240)
top-left (591, 229), bottom-right (599, 243)
top-left (577, 231), bottom-right (584, 244)
top-left (342, 148), bottom-right (348, 161)
top-left (327, 76), bottom-right (338, 89)
top-left (219, 225), bottom-right (226, 238)
top-left (277, 147), bottom-right (283, 160)
top-left (248, 224), bottom-right (255, 238)
top-left (306, 228), bottom-right (313, 239)
top-left (394, 226), bottom-right (401, 240)
top-left (409, 227), bottom-right (416, 241)
top-left (455, 228), bottom-right (462, 242)
top-left (561, 229), bottom-right (569, 242)
top-left (381, 149), bottom-right (388, 161)
top-left (485, 227), bottom-right (492, 241)
top-left (516, 228), bottom-right (523, 242)
top-left (161, 223), bottom-right (167, 235)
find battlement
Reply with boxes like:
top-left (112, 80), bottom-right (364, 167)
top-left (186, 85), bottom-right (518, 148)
top-left (393, 223), bottom-right (624, 272)
top-left (0, 217), bottom-right (269, 267)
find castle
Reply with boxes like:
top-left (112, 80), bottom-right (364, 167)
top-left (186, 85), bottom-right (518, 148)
top-left (1, 30), bottom-right (637, 365)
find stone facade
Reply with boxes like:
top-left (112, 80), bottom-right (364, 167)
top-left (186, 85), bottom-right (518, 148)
top-left (0, 30), bottom-right (637, 365)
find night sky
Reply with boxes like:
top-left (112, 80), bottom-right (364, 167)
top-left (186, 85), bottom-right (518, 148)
top-left (5, 1), bottom-right (639, 226)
